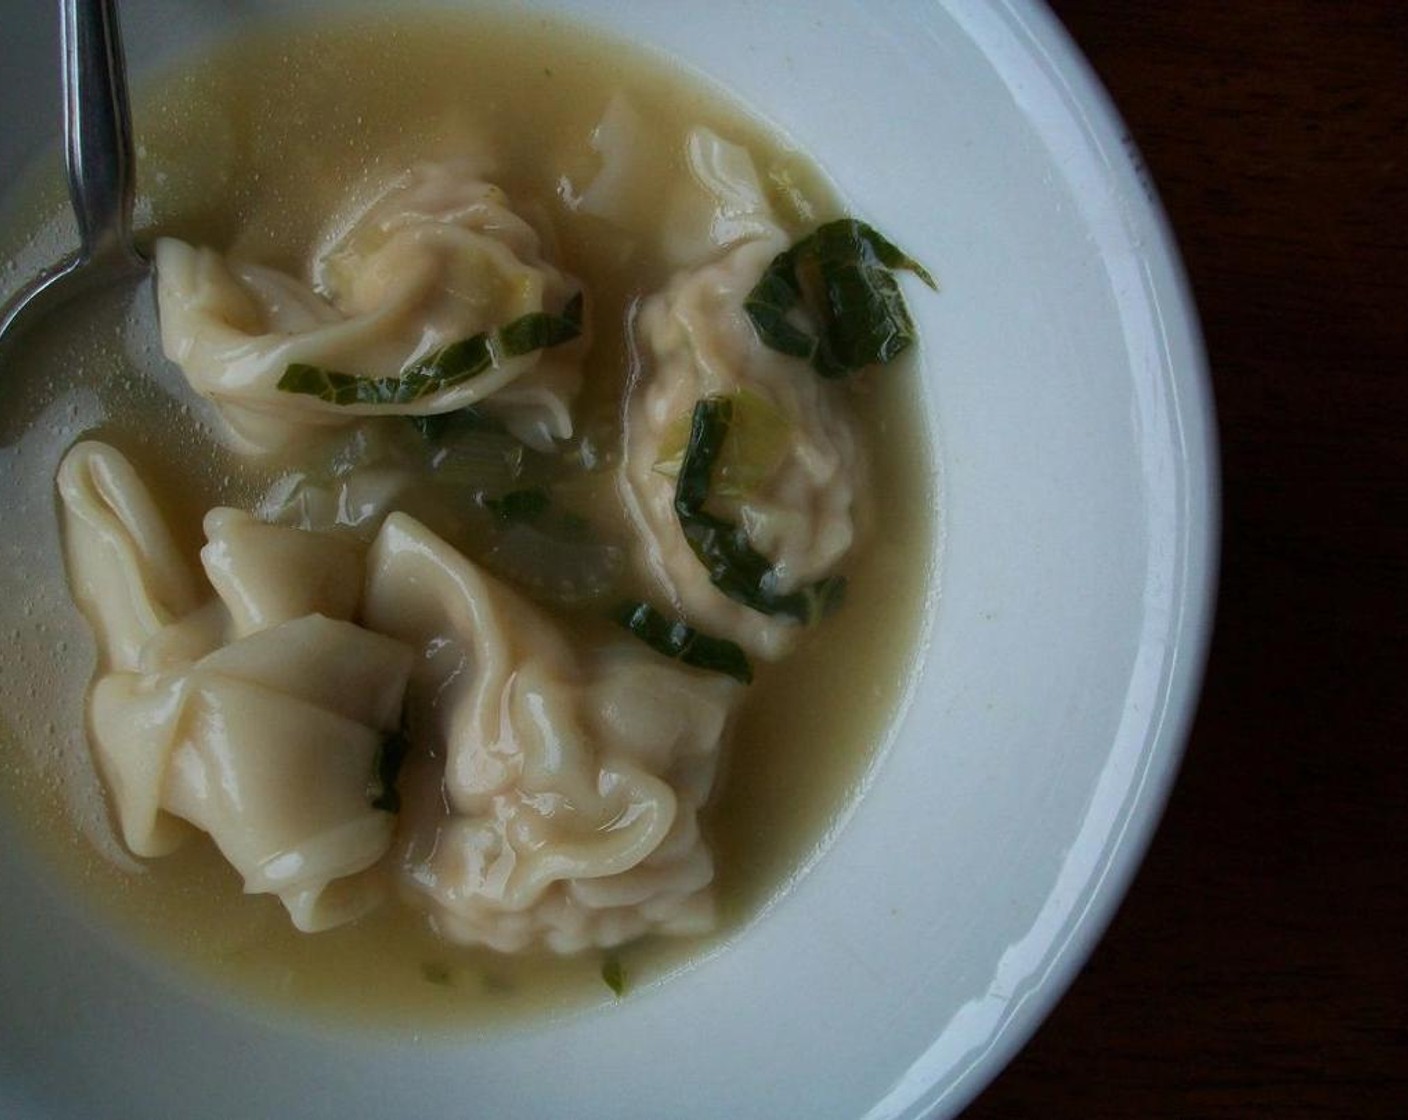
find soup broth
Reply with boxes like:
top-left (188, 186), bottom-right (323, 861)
top-left (0, 8), bottom-right (934, 1029)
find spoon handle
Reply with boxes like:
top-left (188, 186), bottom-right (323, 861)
top-left (62, 0), bottom-right (140, 267)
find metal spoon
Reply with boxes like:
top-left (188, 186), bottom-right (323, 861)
top-left (0, 0), bottom-right (144, 356)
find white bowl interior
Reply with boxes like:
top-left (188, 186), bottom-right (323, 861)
top-left (0, 2), bottom-right (1215, 1118)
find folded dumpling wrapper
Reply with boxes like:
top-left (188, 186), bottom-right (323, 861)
top-left (155, 160), bottom-right (585, 455)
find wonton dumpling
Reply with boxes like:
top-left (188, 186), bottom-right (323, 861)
top-left (620, 130), bottom-right (868, 661)
top-left (364, 513), bottom-right (740, 953)
top-left (58, 442), bottom-right (414, 931)
top-left (156, 160), bottom-right (585, 454)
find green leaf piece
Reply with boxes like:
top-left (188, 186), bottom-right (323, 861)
top-left (601, 956), bottom-right (626, 997)
top-left (277, 292), bottom-right (584, 406)
top-left (674, 394), bottom-right (733, 516)
top-left (368, 728), bottom-right (410, 814)
top-left (673, 396), bottom-right (846, 624)
top-left (497, 290), bottom-right (584, 356)
top-left (652, 388), bottom-right (790, 499)
top-left (614, 600), bottom-right (753, 684)
top-left (744, 218), bottom-right (934, 379)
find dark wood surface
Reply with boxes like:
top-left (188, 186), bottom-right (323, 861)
top-left (962, 3), bottom-right (1407, 1116)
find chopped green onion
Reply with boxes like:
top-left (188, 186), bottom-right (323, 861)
top-left (614, 601), bottom-right (753, 684)
top-left (745, 219), bottom-right (933, 378)
top-left (674, 396), bottom-right (846, 624)
top-left (278, 292), bottom-right (583, 406)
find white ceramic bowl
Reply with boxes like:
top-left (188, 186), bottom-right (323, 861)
top-left (0, 2), bottom-right (1216, 1117)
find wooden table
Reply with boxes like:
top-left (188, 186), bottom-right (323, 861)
top-left (962, 3), bottom-right (1407, 1116)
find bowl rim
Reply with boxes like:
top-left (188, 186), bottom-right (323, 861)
top-left (907, 2), bottom-right (1219, 1115)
